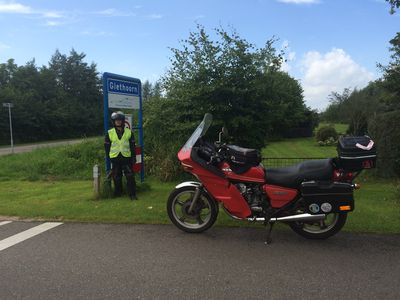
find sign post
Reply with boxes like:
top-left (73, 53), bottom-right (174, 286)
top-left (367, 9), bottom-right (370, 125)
top-left (2, 102), bottom-right (14, 154)
top-left (102, 72), bottom-right (144, 182)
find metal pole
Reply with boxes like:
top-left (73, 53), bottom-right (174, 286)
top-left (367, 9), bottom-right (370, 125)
top-left (8, 105), bottom-right (14, 154)
top-left (103, 73), bottom-right (111, 173)
top-left (93, 164), bottom-right (100, 199)
top-left (3, 103), bottom-right (14, 154)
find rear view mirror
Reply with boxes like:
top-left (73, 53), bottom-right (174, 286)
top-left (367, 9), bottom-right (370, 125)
top-left (216, 126), bottom-right (229, 146)
top-left (222, 126), bottom-right (229, 136)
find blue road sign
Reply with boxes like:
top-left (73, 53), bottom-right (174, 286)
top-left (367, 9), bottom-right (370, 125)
top-left (103, 72), bottom-right (144, 182)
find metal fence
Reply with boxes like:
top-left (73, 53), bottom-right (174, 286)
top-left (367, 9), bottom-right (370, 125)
top-left (262, 157), bottom-right (397, 168)
top-left (262, 157), bottom-right (324, 168)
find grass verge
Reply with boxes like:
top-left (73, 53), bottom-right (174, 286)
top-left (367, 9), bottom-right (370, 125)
top-left (0, 178), bottom-right (398, 233)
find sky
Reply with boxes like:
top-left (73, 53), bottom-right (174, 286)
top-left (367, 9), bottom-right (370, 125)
top-left (0, 0), bottom-right (398, 110)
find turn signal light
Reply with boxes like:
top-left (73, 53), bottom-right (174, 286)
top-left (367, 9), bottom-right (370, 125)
top-left (339, 205), bottom-right (352, 211)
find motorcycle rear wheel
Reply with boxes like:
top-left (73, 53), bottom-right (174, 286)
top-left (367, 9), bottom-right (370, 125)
top-left (289, 213), bottom-right (347, 239)
top-left (167, 186), bottom-right (219, 233)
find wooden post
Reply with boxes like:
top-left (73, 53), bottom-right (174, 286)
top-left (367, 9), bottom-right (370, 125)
top-left (93, 164), bottom-right (100, 199)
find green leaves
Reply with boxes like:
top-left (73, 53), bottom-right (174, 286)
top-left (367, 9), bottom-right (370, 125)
top-left (158, 25), bottom-right (311, 149)
top-left (0, 49), bottom-right (102, 144)
top-left (143, 25), bottom-right (316, 180)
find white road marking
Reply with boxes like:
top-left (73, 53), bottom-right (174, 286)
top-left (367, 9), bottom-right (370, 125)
top-left (0, 222), bottom-right (63, 252)
top-left (0, 221), bottom-right (12, 226)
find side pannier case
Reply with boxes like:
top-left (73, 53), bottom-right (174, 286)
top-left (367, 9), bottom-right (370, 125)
top-left (337, 136), bottom-right (377, 171)
top-left (301, 181), bottom-right (354, 214)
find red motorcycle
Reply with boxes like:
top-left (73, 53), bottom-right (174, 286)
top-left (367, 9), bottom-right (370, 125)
top-left (167, 114), bottom-right (376, 242)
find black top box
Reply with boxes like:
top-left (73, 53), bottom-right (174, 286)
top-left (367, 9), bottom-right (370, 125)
top-left (337, 136), bottom-right (377, 171)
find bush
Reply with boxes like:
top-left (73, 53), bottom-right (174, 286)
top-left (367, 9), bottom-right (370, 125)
top-left (368, 110), bottom-right (400, 177)
top-left (316, 125), bottom-right (338, 143)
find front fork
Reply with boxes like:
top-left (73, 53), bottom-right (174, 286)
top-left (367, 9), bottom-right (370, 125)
top-left (188, 184), bottom-right (203, 214)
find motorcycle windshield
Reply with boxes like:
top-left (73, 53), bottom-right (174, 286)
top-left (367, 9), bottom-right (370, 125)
top-left (180, 113), bottom-right (213, 153)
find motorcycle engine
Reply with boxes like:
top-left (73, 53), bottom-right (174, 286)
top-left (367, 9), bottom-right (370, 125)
top-left (235, 183), bottom-right (264, 212)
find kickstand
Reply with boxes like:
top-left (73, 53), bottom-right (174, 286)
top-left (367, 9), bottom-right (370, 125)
top-left (264, 222), bottom-right (274, 245)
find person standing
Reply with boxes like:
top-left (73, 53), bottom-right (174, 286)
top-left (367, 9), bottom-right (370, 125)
top-left (104, 111), bottom-right (138, 200)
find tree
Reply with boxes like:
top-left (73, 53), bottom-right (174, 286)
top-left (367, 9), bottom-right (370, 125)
top-left (159, 25), bottom-right (310, 149)
top-left (142, 80), bottom-right (162, 101)
top-left (387, 0), bottom-right (400, 14)
top-left (379, 33), bottom-right (400, 109)
top-left (0, 49), bottom-right (103, 144)
top-left (143, 25), bottom-right (316, 180)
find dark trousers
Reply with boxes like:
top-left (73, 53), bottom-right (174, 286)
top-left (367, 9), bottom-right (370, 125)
top-left (111, 157), bottom-right (136, 197)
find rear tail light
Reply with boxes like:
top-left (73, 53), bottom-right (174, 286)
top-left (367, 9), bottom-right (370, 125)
top-left (333, 170), bottom-right (353, 181)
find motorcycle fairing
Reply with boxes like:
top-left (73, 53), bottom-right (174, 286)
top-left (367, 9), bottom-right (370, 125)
top-left (177, 113), bottom-right (252, 219)
top-left (178, 113), bottom-right (213, 161)
top-left (220, 162), bottom-right (265, 183)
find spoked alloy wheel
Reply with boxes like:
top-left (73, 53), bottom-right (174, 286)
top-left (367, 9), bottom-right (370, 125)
top-left (167, 186), bottom-right (218, 233)
top-left (289, 213), bottom-right (347, 239)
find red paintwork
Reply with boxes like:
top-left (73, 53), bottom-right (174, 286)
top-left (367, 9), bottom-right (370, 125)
top-left (221, 162), bottom-right (265, 183)
top-left (178, 145), bottom-right (300, 216)
top-left (263, 184), bottom-right (298, 208)
top-left (132, 146), bottom-right (142, 173)
top-left (177, 147), bottom-right (252, 218)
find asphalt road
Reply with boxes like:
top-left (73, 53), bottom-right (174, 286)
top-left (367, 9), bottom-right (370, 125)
top-left (0, 139), bottom-right (85, 156)
top-left (0, 221), bottom-right (399, 299)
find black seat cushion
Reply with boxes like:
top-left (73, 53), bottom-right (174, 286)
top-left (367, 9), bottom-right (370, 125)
top-left (265, 159), bottom-right (333, 188)
top-left (227, 145), bottom-right (258, 156)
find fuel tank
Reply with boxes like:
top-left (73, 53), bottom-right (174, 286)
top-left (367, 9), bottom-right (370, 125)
top-left (221, 162), bottom-right (265, 183)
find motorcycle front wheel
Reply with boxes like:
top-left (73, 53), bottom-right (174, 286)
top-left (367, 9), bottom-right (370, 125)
top-left (167, 186), bottom-right (219, 233)
top-left (289, 213), bottom-right (347, 239)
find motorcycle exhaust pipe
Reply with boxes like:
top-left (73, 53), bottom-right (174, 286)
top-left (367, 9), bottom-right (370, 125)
top-left (247, 213), bottom-right (326, 223)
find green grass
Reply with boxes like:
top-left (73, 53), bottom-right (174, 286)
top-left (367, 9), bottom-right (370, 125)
top-left (263, 137), bottom-right (337, 158)
top-left (345, 180), bottom-right (400, 233)
top-left (0, 179), bottom-right (172, 224)
top-left (0, 127), bottom-right (399, 234)
top-left (0, 178), bottom-right (398, 233)
top-left (0, 138), bottom-right (104, 181)
top-left (262, 123), bottom-right (348, 158)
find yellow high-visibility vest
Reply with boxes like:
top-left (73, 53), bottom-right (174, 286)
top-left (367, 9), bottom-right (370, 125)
top-left (108, 128), bottom-right (132, 158)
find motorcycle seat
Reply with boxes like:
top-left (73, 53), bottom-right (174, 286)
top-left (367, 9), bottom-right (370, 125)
top-left (265, 159), bottom-right (333, 188)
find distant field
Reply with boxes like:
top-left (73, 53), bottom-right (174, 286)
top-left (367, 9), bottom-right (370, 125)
top-left (263, 137), bottom-right (337, 158)
top-left (262, 123), bottom-right (349, 158)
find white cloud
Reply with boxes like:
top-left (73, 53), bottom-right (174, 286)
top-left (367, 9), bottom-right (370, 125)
top-left (42, 11), bottom-right (63, 18)
top-left (300, 48), bottom-right (374, 110)
top-left (145, 14), bottom-right (163, 20)
top-left (80, 30), bottom-right (114, 37)
top-left (0, 1), bottom-right (32, 14)
top-left (277, 0), bottom-right (320, 4)
top-left (0, 1), bottom-right (69, 25)
top-left (94, 8), bottom-right (135, 17)
top-left (44, 20), bottom-right (62, 27)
